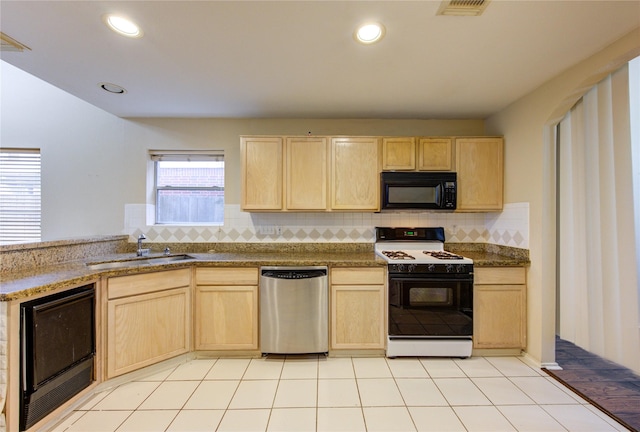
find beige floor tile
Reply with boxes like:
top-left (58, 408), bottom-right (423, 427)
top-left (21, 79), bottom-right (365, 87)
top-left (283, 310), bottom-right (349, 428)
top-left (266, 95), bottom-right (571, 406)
top-left (51, 356), bottom-right (624, 432)
top-left (115, 409), bottom-right (178, 431)
top-left (93, 381), bottom-right (160, 411)
top-left (318, 357), bottom-right (355, 379)
top-left (485, 356), bottom-right (542, 377)
top-left (267, 407), bottom-right (316, 432)
top-left (205, 358), bottom-right (250, 380)
top-left (396, 378), bottom-right (449, 406)
top-left (419, 358), bottom-right (466, 378)
top-left (243, 357), bottom-right (284, 379)
top-left (585, 405), bottom-right (629, 431)
top-left (166, 410), bottom-right (225, 432)
top-left (64, 410), bottom-right (132, 432)
top-left (317, 379), bottom-right (361, 407)
top-left (408, 406), bottom-right (466, 431)
top-left (50, 411), bottom-right (86, 432)
top-left (137, 366), bottom-right (176, 381)
top-left (77, 389), bottom-right (112, 410)
top-left (454, 357), bottom-right (502, 377)
top-left (273, 379), bottom-right (317, 407)
top-left (363, 407), bottom-right (417, 432)
top-left (497, 405), bottom-right (566, 431)
top-left (510, 376), bottom-right (582, 404)
top-left (471, 377), bottom-right (535, 405)
top-left (216, 408), bottom-right (270, 432)
top-left (357, 378), bottom-right (404, 406)
top-left (228, 380), bottom-right (278, 409)
top-left (317, 407), bottom-right (366, 432)
top-left (281, 355), bottom-right (319, 379)
top-left (138, 381), bottom-right (199, 410)
top-left (542, 404), bottom-right (622, 431)
top-left (352, 357), bottom-right (392, 378)
top-left (453, 406), bottom-right (516, 431)
top-left (387, 358), bottom-right (430, 378)
top-left (183, 380), bottom-right (240, 409)
top-left (166, 359), bottom-right (216, 380)
top-left (433, 378), bottom-right (492, 406)
top-left (545, 376), bottom-right (590, 402)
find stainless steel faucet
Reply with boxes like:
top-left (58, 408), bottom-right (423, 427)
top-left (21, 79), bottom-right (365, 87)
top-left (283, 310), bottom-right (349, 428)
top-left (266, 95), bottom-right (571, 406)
top-left (137, 234), bottom-right (147, 256)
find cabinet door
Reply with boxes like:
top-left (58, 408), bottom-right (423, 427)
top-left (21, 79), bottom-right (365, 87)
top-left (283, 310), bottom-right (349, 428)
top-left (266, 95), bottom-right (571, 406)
top-left (194, 267), bottom-right (259, 351)
top-left (331, 267), bottom-right (386, 350)
top-left (195, 285), bottom-right (258, 350)
top-left (418, 138), bottom-right (453, 171)
top-left (331, 284), bottom-right (385, 349)
top-left (286, 136), bottom-right (329, 210)
top-left (241, 136), bottom-right (283, 210)
top-left (107, 287), bottom-right (190, 378)
top-left (382, 137), bottom-right (415, 171)
top-left (331, 137), bottom-right (380, 210)
top-left (455, 137), bottom-right (503, 211)
top-left (473, 285), bottom-right (526, 349)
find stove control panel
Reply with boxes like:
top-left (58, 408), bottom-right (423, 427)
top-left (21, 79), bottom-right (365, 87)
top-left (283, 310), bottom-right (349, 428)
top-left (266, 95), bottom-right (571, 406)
top-left (388, 263), bottom-right (473, 275)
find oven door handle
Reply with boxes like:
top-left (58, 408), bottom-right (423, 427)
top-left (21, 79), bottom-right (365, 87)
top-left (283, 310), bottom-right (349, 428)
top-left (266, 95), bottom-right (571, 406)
top-left (388, 276), bottom-right (473, 284)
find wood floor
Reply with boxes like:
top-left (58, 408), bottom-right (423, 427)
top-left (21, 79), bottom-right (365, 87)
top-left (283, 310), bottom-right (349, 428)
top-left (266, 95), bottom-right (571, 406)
top-left (544, 337), bottom-right (640, 432)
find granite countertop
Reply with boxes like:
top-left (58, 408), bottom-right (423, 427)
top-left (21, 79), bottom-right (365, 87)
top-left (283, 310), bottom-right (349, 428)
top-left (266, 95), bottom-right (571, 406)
top-left (446, 243), bottom-right (530, 267)
top-left (1, 243), bottom-right (529, 301)
top-left (0, 250), bottom-right (386, 301)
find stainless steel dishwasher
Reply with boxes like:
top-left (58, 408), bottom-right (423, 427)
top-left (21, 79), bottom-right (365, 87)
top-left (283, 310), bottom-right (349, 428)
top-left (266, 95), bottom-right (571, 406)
top-left (260, 266), bottom-right (328, 355)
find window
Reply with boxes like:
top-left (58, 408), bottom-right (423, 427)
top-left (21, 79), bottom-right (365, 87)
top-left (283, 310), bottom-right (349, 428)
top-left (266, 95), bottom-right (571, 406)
top-left (151, 151), bottom-right (224, 225)
top-left (0, 149), bottom-right (41, 244)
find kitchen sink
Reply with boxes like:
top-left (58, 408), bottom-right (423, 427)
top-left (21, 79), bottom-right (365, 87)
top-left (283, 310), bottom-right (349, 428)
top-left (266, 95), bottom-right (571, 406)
top-left (86, 254), bottom-right (195, 270)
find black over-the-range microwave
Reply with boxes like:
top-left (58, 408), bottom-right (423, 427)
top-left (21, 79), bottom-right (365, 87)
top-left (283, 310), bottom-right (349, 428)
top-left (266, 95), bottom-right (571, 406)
top-left (380, 171), bottom-right (457, 211)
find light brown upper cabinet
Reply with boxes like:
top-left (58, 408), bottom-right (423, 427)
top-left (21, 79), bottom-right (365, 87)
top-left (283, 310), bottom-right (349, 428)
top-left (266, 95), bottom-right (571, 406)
top-left (240, 136), bottom-right (283, 210)
top-left (382, 137), bottom-right (453, 171)
top-left (417, 138), bottom-right (453, 171)
top-left (331, 137), bottom-right (381, 211)
top-left (286, 136), bottom-right (329, 210)
top-left (382, 137), bottom-right (416, 170)
top-left (455, 137), bottom-right (504, 211)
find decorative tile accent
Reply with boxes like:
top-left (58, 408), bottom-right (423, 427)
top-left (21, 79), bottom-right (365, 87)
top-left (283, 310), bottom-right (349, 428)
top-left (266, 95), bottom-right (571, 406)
top-left (124, 203), bottom-right (529, 248)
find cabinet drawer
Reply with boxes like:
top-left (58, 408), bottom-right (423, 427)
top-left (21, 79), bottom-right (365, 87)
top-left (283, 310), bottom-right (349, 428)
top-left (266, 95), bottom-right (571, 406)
top-left (474, 267), bottom-right (525, 285)
top-left (196, 267), bottom-right (259, 285)
top-left (331, 267), bottom-right (386, 285)
top-left (108, 268), bottom-right (191, 299)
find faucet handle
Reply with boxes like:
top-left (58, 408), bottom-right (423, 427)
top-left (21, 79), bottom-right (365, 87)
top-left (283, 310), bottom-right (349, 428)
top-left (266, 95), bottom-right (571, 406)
top-left (164, 247), bottom-right (171, 255)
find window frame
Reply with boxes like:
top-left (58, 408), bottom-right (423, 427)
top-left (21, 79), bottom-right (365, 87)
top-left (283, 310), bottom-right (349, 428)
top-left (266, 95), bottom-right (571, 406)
top-left (150, 150), bottom-right (224, 226)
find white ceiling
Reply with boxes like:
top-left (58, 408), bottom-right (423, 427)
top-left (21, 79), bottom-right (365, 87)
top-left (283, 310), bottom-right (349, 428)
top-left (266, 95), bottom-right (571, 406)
top-left (1, 1), bottom-right (639, 119)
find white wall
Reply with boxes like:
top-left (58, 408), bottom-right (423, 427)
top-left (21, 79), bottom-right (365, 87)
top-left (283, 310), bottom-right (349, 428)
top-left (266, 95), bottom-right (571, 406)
top-left (485, 28), bottom-right (640, 367)
top-left (3, 61), bottom-right (530, 246)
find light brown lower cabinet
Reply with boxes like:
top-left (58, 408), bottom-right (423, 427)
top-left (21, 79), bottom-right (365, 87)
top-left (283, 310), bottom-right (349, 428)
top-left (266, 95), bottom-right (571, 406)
top-left (330, 267), bottom-right (386, 350)
top-left (473, 267), bottom-right (526, 349)
top-left (106, 269), bottom-right (191, 378)
top-left (195, 267), bottom-right (259, 350)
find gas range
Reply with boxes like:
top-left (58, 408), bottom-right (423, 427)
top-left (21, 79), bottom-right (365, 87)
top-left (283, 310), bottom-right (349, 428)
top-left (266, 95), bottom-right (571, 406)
top-left (376, 227), bottom-right (474, 358)
top-left (375, 227), bottom-right (473, 275)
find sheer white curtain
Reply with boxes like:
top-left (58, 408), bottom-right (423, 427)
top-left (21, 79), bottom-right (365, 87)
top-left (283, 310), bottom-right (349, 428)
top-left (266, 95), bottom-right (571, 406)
top-left (557, 63), bottom-right (640, 374)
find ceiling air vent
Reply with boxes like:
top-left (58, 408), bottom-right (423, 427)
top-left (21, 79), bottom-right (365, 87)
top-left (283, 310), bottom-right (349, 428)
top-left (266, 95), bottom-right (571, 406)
top-left (437, 0), bottom-right (491, 16)
top-left (1, 32), bottom-right (31, 52)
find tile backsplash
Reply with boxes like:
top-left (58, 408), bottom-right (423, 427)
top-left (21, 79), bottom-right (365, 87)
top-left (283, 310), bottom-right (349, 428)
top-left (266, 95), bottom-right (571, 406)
top-left (125, 203), bottom-right (529, 249)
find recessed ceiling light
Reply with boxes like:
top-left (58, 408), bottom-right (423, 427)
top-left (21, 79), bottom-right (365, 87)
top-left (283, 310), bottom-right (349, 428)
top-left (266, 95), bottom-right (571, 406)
top-left (103, 14), bottom-right (143, 38)
top-left (355, 23), bottom-right (385, 44)
top-left (99, 82), bottom-right (127, 94)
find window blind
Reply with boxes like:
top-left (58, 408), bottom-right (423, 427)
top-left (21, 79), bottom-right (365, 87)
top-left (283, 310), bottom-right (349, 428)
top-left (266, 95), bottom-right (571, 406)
top-left (0, 149), bottom-right (41, 244)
